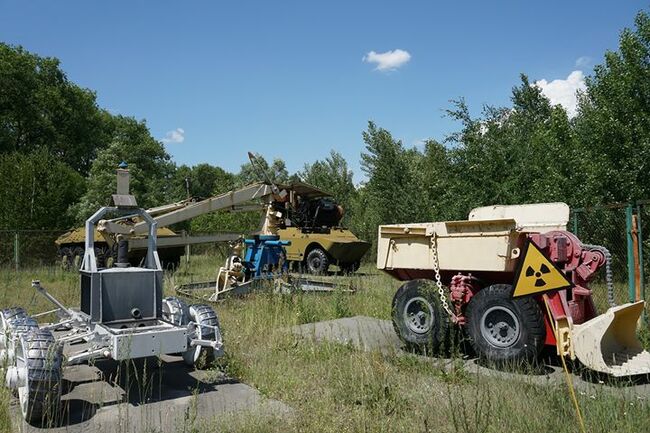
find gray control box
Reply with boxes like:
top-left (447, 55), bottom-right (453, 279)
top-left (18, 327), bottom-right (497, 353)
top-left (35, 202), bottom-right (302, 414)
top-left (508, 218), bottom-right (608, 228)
top-left (80, 267), bottom-right (162, 323)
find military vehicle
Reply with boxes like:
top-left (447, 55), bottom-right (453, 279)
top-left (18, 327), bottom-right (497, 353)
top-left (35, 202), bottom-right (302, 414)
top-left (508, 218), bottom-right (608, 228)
top-left (270, 182), bottom-right (370, 273)
top-left (57, 154), bottom-right (369, 274)
top-left (55, 216), bottom-right (239, 270)
top-left (56, 226), bottom-right (187, 270)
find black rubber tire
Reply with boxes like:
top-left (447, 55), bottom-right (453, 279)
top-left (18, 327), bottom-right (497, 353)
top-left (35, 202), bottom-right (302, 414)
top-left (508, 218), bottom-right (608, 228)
top-left (183, 304), bottom-right (221, 369)
top-left (305, 248), bottom-right (329, 274)
top-left (339, 261), bottom-right (361, 274)
top-left (18, 330), bottom-right (63, 425)
top-left (71, 247), bottom-right (84, 270)
top-left (0, 307), bottom-right (28, 326)
top-left (162, 297), bottom-right (190, 326)
top-left (58, 248), bottom-right (72, 271)
top-left (104, 245), bottom-right (117, 268)
top-left (1, 308), bottom-right (38, 335)
top-left (93, 247), bottom-right (106, 268)
top-left (466, 284), bottom-right (545, 365)
top-left (391, 279), bottom-right (450, 353)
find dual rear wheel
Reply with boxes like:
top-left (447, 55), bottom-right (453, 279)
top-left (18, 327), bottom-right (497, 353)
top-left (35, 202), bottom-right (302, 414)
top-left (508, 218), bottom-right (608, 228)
top-left (391, 280), bottom-right (545, 364)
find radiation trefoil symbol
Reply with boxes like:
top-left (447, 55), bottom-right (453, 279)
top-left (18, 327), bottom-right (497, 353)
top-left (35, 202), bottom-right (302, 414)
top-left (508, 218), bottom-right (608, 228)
top-left (525, 263), bottom-right (551, 287)
top-left (512, 241), bottom-right (573, 298)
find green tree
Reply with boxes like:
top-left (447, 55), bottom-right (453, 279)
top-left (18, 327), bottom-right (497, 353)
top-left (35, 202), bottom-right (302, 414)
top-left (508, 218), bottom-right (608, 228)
top-left (72, 117), bottom-right (174, 222)
top-left (0, 150), bottom-right (85, 229)
top-left (0, 43), bottom-right (107, 175)
top-left (237, 153), bottom-right (289, 186)
top-left (443, 77), bottom-right (575, 217)
top-left (413, 138), bottom-right (456, 221)
top-left (355, 122), bottom-right (422, 244)
top-left (299, 150), bottom-right (357, 224)
top-left (574, 10), bottom-right (650, 204)
top-left (171, 164), bottom-right (252, 235)
top-left (172, 163), bottom-right (235, 200)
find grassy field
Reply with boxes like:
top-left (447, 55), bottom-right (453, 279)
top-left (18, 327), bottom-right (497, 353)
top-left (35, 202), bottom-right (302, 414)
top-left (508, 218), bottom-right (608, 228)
top-left (1, 256), bottom-right (649, 432)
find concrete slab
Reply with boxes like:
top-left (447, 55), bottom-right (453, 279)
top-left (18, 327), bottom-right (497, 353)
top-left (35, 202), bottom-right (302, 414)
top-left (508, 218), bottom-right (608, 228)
top-left (292, 315), bottom-right (402, 354)
top-left (14, 355), bottom-right (293, 433)
top-left (292, 316), bottom-right (650, 397)
top-left (62, 365), bottom-right (102, 383)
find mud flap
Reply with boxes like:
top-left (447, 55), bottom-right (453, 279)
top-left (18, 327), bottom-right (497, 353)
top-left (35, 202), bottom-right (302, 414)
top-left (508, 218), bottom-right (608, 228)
top-left (572, 301), bottom-right (650, 377)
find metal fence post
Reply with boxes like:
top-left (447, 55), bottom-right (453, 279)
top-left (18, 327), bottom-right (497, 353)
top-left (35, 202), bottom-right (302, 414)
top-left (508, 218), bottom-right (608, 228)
top-left (14, 231), bottom-right (19, 270)
top-left (638, 203), bottom-right (647, 323)
top-left (626, 204), bottom-right (636, 302)
top-left (182, 230), bottom-right (190, 265)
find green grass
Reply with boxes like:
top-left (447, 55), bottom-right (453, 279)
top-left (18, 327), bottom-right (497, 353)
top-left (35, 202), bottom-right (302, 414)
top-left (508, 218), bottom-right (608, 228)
top-left (0, 256), bottom-right (649, 432)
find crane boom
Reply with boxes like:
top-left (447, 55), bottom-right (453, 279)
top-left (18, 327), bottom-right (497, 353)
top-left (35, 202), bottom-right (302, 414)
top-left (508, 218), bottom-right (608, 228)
top-left (98, 182), bottom-right (277, 236)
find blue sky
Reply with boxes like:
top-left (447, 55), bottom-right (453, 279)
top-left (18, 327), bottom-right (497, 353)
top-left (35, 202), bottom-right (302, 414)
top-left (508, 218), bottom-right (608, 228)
top-left (0, 1), bottom-right (644, 182)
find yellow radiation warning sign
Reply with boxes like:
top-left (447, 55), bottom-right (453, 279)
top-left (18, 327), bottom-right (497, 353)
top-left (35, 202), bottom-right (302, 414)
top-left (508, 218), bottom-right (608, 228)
top-left (512, 241), bottom-right (572, 297)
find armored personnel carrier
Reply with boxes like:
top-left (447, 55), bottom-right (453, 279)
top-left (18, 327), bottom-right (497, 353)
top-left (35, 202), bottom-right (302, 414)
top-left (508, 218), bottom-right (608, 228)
top-left (271, 182), bottom-right (370, 274)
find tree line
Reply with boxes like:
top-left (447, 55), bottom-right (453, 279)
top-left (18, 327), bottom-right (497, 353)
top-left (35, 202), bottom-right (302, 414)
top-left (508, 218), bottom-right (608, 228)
top-left (2, 11), bottom-right (650, 250)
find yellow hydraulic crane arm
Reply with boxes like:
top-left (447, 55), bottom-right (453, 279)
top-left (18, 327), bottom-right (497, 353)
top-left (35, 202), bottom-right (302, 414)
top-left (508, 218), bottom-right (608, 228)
top-left (98, 182), bottom-right (276, 236)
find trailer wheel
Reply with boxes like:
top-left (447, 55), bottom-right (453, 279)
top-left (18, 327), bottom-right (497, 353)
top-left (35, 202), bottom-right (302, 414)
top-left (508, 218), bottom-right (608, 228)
top-left (183, 304), bottom-right (222, 368)
top-left (466, 284), bottom-right (545, 365)
top-left (15, 330), bottom-right (63, 425)
top-left (306, 248), bottom-right (329, 274)
top-left (391, 279), bottom-right (450, 353)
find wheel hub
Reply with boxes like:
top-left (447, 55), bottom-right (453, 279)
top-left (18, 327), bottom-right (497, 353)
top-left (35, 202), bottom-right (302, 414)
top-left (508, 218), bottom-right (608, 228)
top-left (480, 306), bottom-right (520, 348)
top-left (4, 365), bottom-right (25, 389)
top-left (403, 297), bottom-right (434, 334)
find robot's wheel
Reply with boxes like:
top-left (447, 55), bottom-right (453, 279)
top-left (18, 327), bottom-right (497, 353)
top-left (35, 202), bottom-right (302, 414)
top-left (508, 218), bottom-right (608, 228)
top-left (1, 308), bottom-right (39, 365)
top-left (162, 297), bottom-right (190, 326)
top-left (15, 330), bottom-right (63, 425)
top-left (183, 304), bottom-right (221, 368)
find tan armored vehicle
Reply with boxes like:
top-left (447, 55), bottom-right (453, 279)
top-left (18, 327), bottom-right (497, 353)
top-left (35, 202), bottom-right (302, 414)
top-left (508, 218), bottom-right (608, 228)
top-left (55, 197), bottom-right (243, 270)
top-left (57, 173), bottom-right (369, 274)
top-left (271, 182), bottom-right (370, 273)
top-left (55, 226), bottom-right (185, 269)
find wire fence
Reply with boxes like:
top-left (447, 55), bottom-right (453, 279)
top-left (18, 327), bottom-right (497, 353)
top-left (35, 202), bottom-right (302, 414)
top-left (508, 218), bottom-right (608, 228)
top-left (1, 203), bottom-right (647, 312)
top-left (570, 205), bottom-right (630, 310)
top-left (0, 230), bottom-right (67, 268)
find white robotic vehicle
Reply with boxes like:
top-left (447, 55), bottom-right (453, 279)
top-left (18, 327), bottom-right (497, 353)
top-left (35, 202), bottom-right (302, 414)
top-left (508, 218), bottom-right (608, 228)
top-left (0, 165), bottom-right (223, 424)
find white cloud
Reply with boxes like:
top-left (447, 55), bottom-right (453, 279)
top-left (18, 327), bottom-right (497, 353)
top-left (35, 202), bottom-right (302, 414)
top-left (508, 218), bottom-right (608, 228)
top-left (363, 49), bottom-right (411, 71)
top-left (575, 56), bottom-right (591, 68)
top-left (410, 138), bottom-right (427, 148)
top-left (161, 128), bottom-right (185, 144)
top-left (534, 71), bottom-right (586, 118)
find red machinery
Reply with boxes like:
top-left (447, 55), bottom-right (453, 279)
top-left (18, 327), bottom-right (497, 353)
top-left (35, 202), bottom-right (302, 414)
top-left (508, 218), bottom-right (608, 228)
top-left (379, 203), bottom-right (650, 377)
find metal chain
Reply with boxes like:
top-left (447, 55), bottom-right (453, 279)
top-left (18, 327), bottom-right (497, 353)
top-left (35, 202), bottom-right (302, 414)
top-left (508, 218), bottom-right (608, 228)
top-left (583, 244), bottom-right (616, 307)
top-left (430, 234), bottom-right (455, 318)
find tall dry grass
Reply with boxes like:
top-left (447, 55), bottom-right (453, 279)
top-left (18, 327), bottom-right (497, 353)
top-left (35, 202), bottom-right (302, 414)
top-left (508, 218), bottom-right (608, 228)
top-left (0, 255), bottom-right (647, 432)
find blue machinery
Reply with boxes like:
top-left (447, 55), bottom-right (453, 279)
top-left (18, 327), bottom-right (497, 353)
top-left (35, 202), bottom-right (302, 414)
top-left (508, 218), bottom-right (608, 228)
top-left (242, 235), bottom-right (289, 279)
top-left (176, 235), bottom-right (349, 301)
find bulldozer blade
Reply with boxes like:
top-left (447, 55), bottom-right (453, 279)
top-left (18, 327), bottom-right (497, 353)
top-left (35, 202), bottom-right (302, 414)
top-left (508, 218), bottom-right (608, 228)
top-left (572, 301), bottom-right (650, 377)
